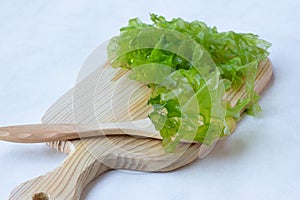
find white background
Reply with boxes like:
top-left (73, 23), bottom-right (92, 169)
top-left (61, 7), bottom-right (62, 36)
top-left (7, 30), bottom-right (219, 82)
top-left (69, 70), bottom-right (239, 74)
top-left (0, 0), bottom-right (299, 199)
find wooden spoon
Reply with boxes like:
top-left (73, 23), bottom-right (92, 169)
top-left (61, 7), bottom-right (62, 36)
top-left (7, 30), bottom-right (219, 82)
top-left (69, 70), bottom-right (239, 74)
top-left (0, 118), bottom-right (238, 143)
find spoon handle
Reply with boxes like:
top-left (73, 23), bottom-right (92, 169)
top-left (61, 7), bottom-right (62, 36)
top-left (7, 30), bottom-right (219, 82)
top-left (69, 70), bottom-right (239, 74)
top-left (0, 119), bottom-right (161, 143)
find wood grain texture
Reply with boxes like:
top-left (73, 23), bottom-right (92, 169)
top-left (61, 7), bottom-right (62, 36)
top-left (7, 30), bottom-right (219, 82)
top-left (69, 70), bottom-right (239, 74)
top-left (9, 59), bottom-right (272, 200)
top-left (0, 118), bottom-right (236, 143)
top-left (0, 121), bottom-right (159, 143)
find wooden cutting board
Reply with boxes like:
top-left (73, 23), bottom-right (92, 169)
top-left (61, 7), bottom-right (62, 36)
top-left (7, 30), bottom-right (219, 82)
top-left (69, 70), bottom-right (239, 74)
top-left (9, 59), bottom-right (272, 200)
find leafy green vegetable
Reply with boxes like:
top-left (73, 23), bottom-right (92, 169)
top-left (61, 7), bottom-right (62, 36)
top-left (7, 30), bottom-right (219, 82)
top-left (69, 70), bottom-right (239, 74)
top-left (107, 14), bottom-right (271, 151)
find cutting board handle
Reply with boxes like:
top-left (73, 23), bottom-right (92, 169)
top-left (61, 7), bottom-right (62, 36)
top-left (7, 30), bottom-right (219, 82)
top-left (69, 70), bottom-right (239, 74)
top-left (9, 142), bottom-right (110, 200)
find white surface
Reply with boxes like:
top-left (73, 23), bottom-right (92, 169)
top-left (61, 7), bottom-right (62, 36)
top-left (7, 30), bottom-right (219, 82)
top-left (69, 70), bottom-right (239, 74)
top-left (0, 0), bottom-right (299, 199)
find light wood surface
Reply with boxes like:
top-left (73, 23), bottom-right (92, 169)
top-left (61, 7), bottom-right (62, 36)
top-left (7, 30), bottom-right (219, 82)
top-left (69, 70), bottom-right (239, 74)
top-left (0, 118), bottom-right (237, 143)
top-left (0, 120), bottom-right (159, 143)
top-left (9, 59), bottom-right (272, 200)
